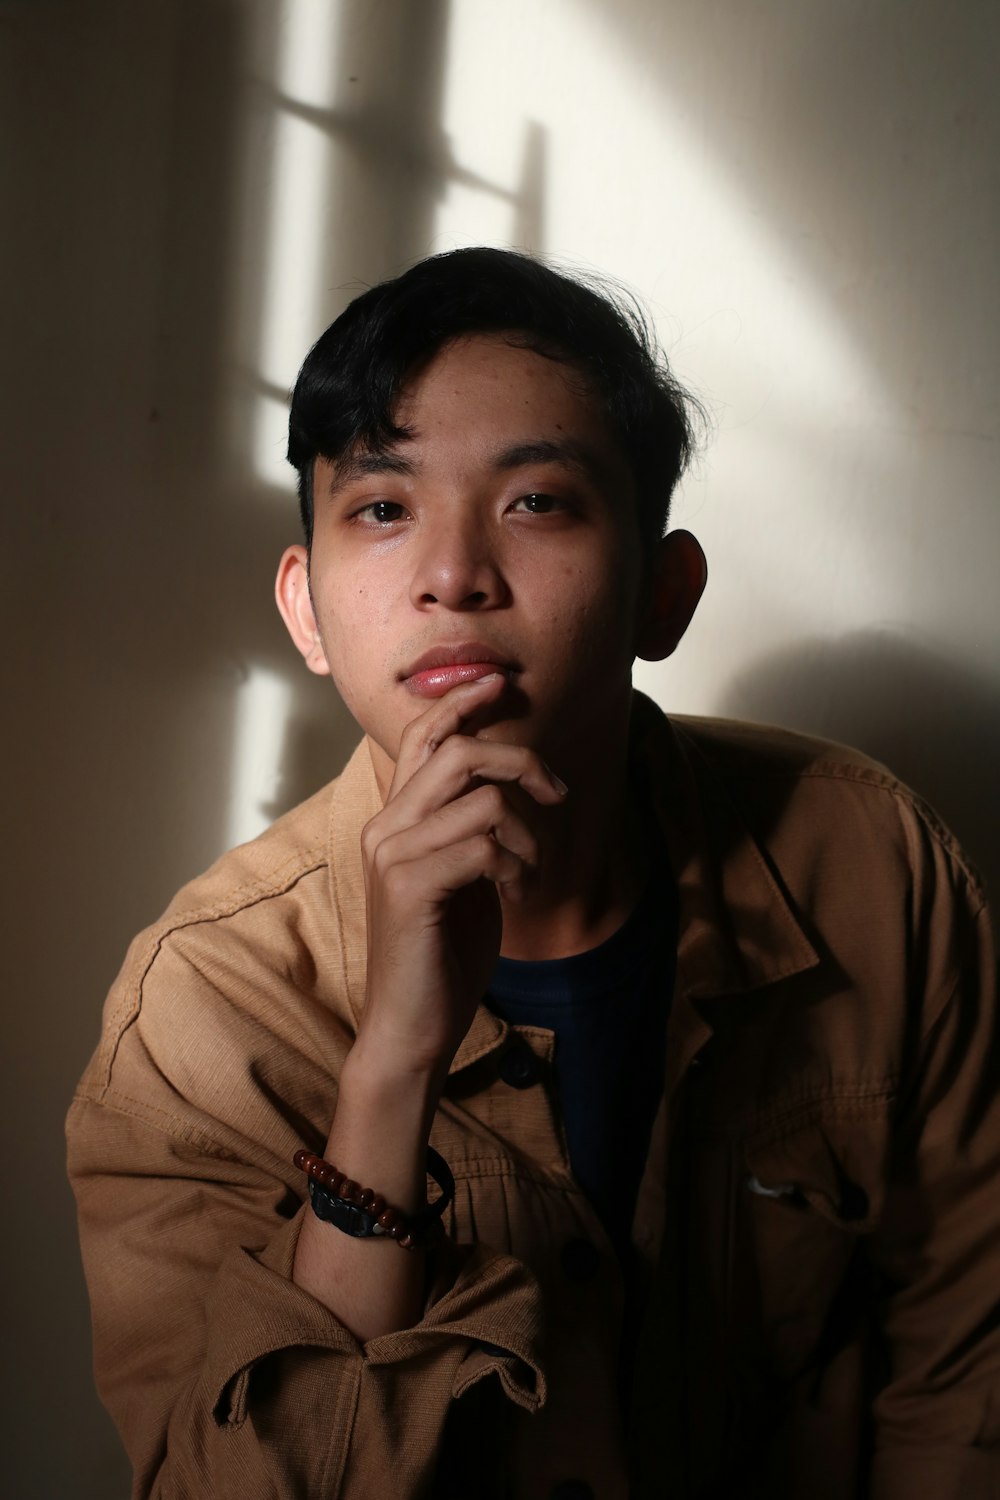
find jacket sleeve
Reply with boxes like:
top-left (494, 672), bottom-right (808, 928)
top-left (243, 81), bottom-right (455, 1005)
top-left (865, 809), bottom-right (1000, 1499)
top-left (67, 1094), bottom-right (545, 1500)
top-left (66, 895), bottom-right (547, 1500)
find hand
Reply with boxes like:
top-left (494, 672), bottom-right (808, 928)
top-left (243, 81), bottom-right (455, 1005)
top-left (353, 672), bottom-right (568, 1085)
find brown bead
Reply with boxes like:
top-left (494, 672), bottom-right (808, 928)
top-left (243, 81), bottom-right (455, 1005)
top-left (293, 1149), bottom-right (309, 1171)
top-left (328, 1172), bottom-right (347, 1197)
top-left (341, 1179), bottom-right (359, 1203)
top-left (396, 1232), bottom-right (415, 1251)
top-left (377, 1207), bottom-right (398, 1230)
top-left (368, 1194), bottom-right (386, 1217)
top-left (359, 1188), bottom-right (376, 1210)
top-left (316, 1163), bottom-right (336, 1187)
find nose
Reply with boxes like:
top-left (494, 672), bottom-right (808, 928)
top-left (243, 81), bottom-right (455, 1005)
top-left (408, 512), bottom-right (510, 611)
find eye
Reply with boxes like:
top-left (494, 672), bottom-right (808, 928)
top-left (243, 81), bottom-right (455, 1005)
top-left (510, 492), bottom-right (563, 515)
top-left (353, 499), bottom-right (407, 526)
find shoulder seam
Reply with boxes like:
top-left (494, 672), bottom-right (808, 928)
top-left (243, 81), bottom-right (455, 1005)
top-left (161, 842), bottom-right (328, 934)
top-left (97, 845), bottom-right (328, 1097)
top-left (887, 784), bottom-right (988, 920)
top-left (717, 760), bottom-right (896, 790)
top-left (713, 759), bottom-right (985, 909)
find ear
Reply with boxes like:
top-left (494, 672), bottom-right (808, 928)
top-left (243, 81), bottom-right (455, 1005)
top-left (635, 529), bottom-right (707, 661)
top-left (275, 545), bottom-right (331, 676)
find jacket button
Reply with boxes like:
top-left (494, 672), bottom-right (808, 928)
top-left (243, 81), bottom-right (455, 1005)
top-left (550, 1483), bottom-right (594, 1500)
top-left (498, 1042), bottom-right (540, 1089)
top-left (560, 1238), bottom-right (600, 1282)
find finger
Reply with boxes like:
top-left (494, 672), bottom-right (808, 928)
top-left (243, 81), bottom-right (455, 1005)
top-left (362, 762), bottom-right (550, 886)
top-left (389, 672), bottom-right (510, 797)
top-left (372, 783), bottom-right (540, 878)
top-left (383, 834), bottom-right (529, 908)
top-left (385, 735), bottom-right (568, 834)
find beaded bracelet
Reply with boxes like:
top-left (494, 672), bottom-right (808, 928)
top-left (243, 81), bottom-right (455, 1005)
top-left (293, 1145), bottom-right (455, 1251)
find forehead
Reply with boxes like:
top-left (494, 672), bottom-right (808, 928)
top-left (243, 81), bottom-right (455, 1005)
top-left (318, 334), bottom-right (638, 509)
top-left (394, 334), bottom-right (619, 456)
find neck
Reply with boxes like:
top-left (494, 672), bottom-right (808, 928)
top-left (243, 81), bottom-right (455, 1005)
top-left (498, 721), bottom-right (649, 962)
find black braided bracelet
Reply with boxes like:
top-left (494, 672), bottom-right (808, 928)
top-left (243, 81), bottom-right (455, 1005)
top-left (293, 1145), bottom-right (455, 1250)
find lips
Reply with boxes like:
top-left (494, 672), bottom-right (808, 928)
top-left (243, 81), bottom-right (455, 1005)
top-left (400, 642), bottom-right (520, 699)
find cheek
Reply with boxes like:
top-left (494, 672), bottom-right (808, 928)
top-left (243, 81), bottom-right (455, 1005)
top-left (547, 555), bottom-right (638, 651)
top-left (322, 580), bottom-right (389, 652)
top-left (318, 598), bottom-right (379, 698)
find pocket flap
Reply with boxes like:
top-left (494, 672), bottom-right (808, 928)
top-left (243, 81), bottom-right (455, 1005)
top-left (744, 1101), bottom-right (891, 1233)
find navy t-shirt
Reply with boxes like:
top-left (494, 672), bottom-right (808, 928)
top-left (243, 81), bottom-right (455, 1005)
top-left (486, 857), bottom-right (677, 1262)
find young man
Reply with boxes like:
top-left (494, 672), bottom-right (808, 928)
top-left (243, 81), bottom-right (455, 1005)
top-left (68, 248), bottom-right (998, 1499)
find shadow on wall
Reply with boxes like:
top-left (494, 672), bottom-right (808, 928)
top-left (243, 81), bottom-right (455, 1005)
top-left (580, 0), bottom-right (1000, 437)
top-left (230, 0), bottom-right (547, 824)
top-left (3, 1), bottom-right (543, 1496)
top-left (717, 630), bottom-right (1000, 909)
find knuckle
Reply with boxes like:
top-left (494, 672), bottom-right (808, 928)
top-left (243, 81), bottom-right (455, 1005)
top-left (398, 714), bottom-right (436, 761)
top-left (440, 734), bottom-right (470, 770)
top-left (473, 832), bottom-right (496, 862)
top-left (360, 818), bottom-right (381, 862)
top-left (370, 836), bottom-right (396, 881)
top-left (398, 712), bottom-right (425, 746)
top-left (478, 784), bottom-right (506, 821)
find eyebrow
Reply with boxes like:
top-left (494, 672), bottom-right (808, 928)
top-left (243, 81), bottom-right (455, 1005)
top-left (327, 435), bottom-right (614, 494)
top-left (327, 449), bottom-right (418, 492)
top-left (491, 437), bottom-right (613, 485)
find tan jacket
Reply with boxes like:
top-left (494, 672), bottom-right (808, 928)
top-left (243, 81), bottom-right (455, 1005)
top-left (67, 699), bottom-right (999, 1498)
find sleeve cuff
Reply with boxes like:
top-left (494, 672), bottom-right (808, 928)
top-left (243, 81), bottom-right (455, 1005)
top-left (365, 1238), bottom-right (547, 1413)
top-left (201, 1212), bottom-right (546, 1421)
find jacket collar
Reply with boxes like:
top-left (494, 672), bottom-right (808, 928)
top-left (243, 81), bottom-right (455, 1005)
top-left (323, 694), bottom-right (820, 1071)
top-left (631, 693), bottom-right (820, 1004)
top-left (325, 737), bottom-right (380, 1027)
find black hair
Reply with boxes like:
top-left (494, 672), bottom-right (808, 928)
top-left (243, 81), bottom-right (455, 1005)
top-left (287, 246), bottom-right (701, 547)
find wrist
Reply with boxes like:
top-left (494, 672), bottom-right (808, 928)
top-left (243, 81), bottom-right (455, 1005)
top-left (345, 1029), bottom-right (449, 1111)
top-left (330, 1040), bottom-right (445, 1216)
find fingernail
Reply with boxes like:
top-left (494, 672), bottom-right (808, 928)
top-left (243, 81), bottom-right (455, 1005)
top-left (549, 769), bottom-right (569, 796)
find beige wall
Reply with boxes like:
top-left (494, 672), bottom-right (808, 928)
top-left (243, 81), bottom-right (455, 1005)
top-left (2, 1), bottom-right (996, 1492)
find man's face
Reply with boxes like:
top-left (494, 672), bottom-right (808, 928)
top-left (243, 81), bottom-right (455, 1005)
top-left (283, 334), bottom-right (653, 785)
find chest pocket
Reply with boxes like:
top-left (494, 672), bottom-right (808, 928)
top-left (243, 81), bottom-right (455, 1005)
top-left (680, 1086), bottom-right (893, 1373)
top-left (730, 1098), bottom-right (893, 1383)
